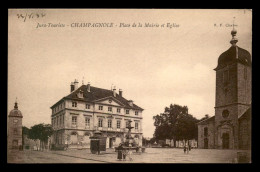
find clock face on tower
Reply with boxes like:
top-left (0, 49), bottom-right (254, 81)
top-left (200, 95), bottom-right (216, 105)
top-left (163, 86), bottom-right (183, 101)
top-left (13, 119), bottom-right (18, 124)
top-left (222, 110), bottom-right (229, 118)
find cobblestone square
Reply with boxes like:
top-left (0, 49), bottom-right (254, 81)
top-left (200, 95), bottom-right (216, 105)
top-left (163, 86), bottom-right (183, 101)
top-left (7, 148), bottom-right (251, 163)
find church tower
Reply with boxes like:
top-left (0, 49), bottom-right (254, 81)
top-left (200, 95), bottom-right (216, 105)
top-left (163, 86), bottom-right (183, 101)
top-left (8, 99), bottom-right (23, 149)
top-left (214, 26), bottom-right (251, 149)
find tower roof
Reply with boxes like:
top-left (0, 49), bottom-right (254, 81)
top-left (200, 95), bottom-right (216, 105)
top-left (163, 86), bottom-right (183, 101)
top-left (214, 46), bottom-right (251, 70)
top-left (214, 28), bottom-right (251, 70)
top-left (9, 101), bottom-right (23, 118)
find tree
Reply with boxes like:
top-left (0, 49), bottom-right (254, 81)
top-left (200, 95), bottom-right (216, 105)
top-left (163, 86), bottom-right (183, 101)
top-left (22, 126), bottom-right (30, 149)
top-left (153, 104), bottom-right (199, 147)
top-left (28, 123), bottom-right (54, 151)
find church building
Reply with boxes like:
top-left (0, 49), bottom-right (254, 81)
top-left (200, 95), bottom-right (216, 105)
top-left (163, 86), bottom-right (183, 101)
top-left (197, 28), bottom-right (251, 150)
top-left (50, 81), bottom-right (143, 149)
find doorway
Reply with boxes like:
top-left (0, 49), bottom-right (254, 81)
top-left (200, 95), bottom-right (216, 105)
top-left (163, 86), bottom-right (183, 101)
top-left (204, 138), bottom-right (208, 149)
top-left (222, 133), bottom-right (229, 149)
top-left (109, 138), bottom-right (113, 148)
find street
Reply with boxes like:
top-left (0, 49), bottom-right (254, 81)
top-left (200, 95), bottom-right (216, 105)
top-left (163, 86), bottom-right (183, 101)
top-left (7, 148), bottom-right (251, 163)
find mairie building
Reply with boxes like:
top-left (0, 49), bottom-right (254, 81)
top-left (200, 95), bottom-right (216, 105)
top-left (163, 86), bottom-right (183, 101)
top-left (50, 80), bottom-right (143, 149)
top-left (197, 28), bottom-right (251, 150)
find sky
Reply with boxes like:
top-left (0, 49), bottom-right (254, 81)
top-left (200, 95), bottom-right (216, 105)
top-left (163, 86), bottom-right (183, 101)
top-left (8, 9), bottom-right (252, 138)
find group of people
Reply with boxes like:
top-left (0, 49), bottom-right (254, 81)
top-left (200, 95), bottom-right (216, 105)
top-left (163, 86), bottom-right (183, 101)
top-left (117, 143), bottom-right (133, 161)
top-left (183, 144), bottom-right (191, 154)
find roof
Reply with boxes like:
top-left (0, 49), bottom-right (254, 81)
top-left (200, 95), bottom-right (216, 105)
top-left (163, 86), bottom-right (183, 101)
top-left (51, 85), bottom-right (143, 110)
top-left (197, 116), bottom-right (215, 125)
top-left (214, 46), bottom-right (251, 70)
top-left (9, 103), bottom-right (23, 118)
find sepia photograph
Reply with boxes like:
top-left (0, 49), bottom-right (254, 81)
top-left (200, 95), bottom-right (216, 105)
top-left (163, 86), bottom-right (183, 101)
top-left (7, 9), bottom-right (252, 163)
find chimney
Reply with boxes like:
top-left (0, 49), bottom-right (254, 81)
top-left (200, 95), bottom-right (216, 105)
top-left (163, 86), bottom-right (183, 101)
top-left (74, 79), bottom-right (79, 90)
top-left (119, 89), bottom-right (123, 97)
top-left (87, 82), bottom-right (91, 92)
top-left (113, 86), bottom-right (116, 97)
top-left (70, 82), bottom-right (75, 92)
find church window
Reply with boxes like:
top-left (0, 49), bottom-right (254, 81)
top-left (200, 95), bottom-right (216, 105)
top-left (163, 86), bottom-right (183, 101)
top-left (204, 127), bottom-right (208, 137)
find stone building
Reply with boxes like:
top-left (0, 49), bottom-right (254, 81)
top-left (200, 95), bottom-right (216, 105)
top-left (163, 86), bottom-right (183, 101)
top-left (197, 28), bottom-right (251, 149)
top-left (50, 81), bottom-right (143, 149)
top-left (8, 100), bottom-right (23, 149)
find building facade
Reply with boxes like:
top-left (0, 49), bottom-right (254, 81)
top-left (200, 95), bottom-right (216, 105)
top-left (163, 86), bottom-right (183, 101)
top-left (197, 28), bottom-right (251, 149)
top-left (8, 100), bottom-right (23, 149)
top-left (50, 81), bottom-right (143, 149)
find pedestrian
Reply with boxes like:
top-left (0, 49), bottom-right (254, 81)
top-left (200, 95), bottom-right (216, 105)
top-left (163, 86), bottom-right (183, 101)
top-left (117, 143), bottom-right (123, 161)
top-left (183, 146), bottom-right (186, 154)
top-left (189, 144), bottom-right (191, 151)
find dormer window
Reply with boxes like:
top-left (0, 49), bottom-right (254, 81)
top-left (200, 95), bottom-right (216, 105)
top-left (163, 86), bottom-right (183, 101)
top-left (77, 90), bottom-right (84, 98)
top-left (72, 102), bottom-right (77, 107)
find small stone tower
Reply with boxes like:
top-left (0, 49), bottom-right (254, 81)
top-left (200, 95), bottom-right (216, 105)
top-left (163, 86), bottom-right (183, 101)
top-left (214, 26), bottom-right (251, 149)
top-left (8, 99), bottom-right (23, 149)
